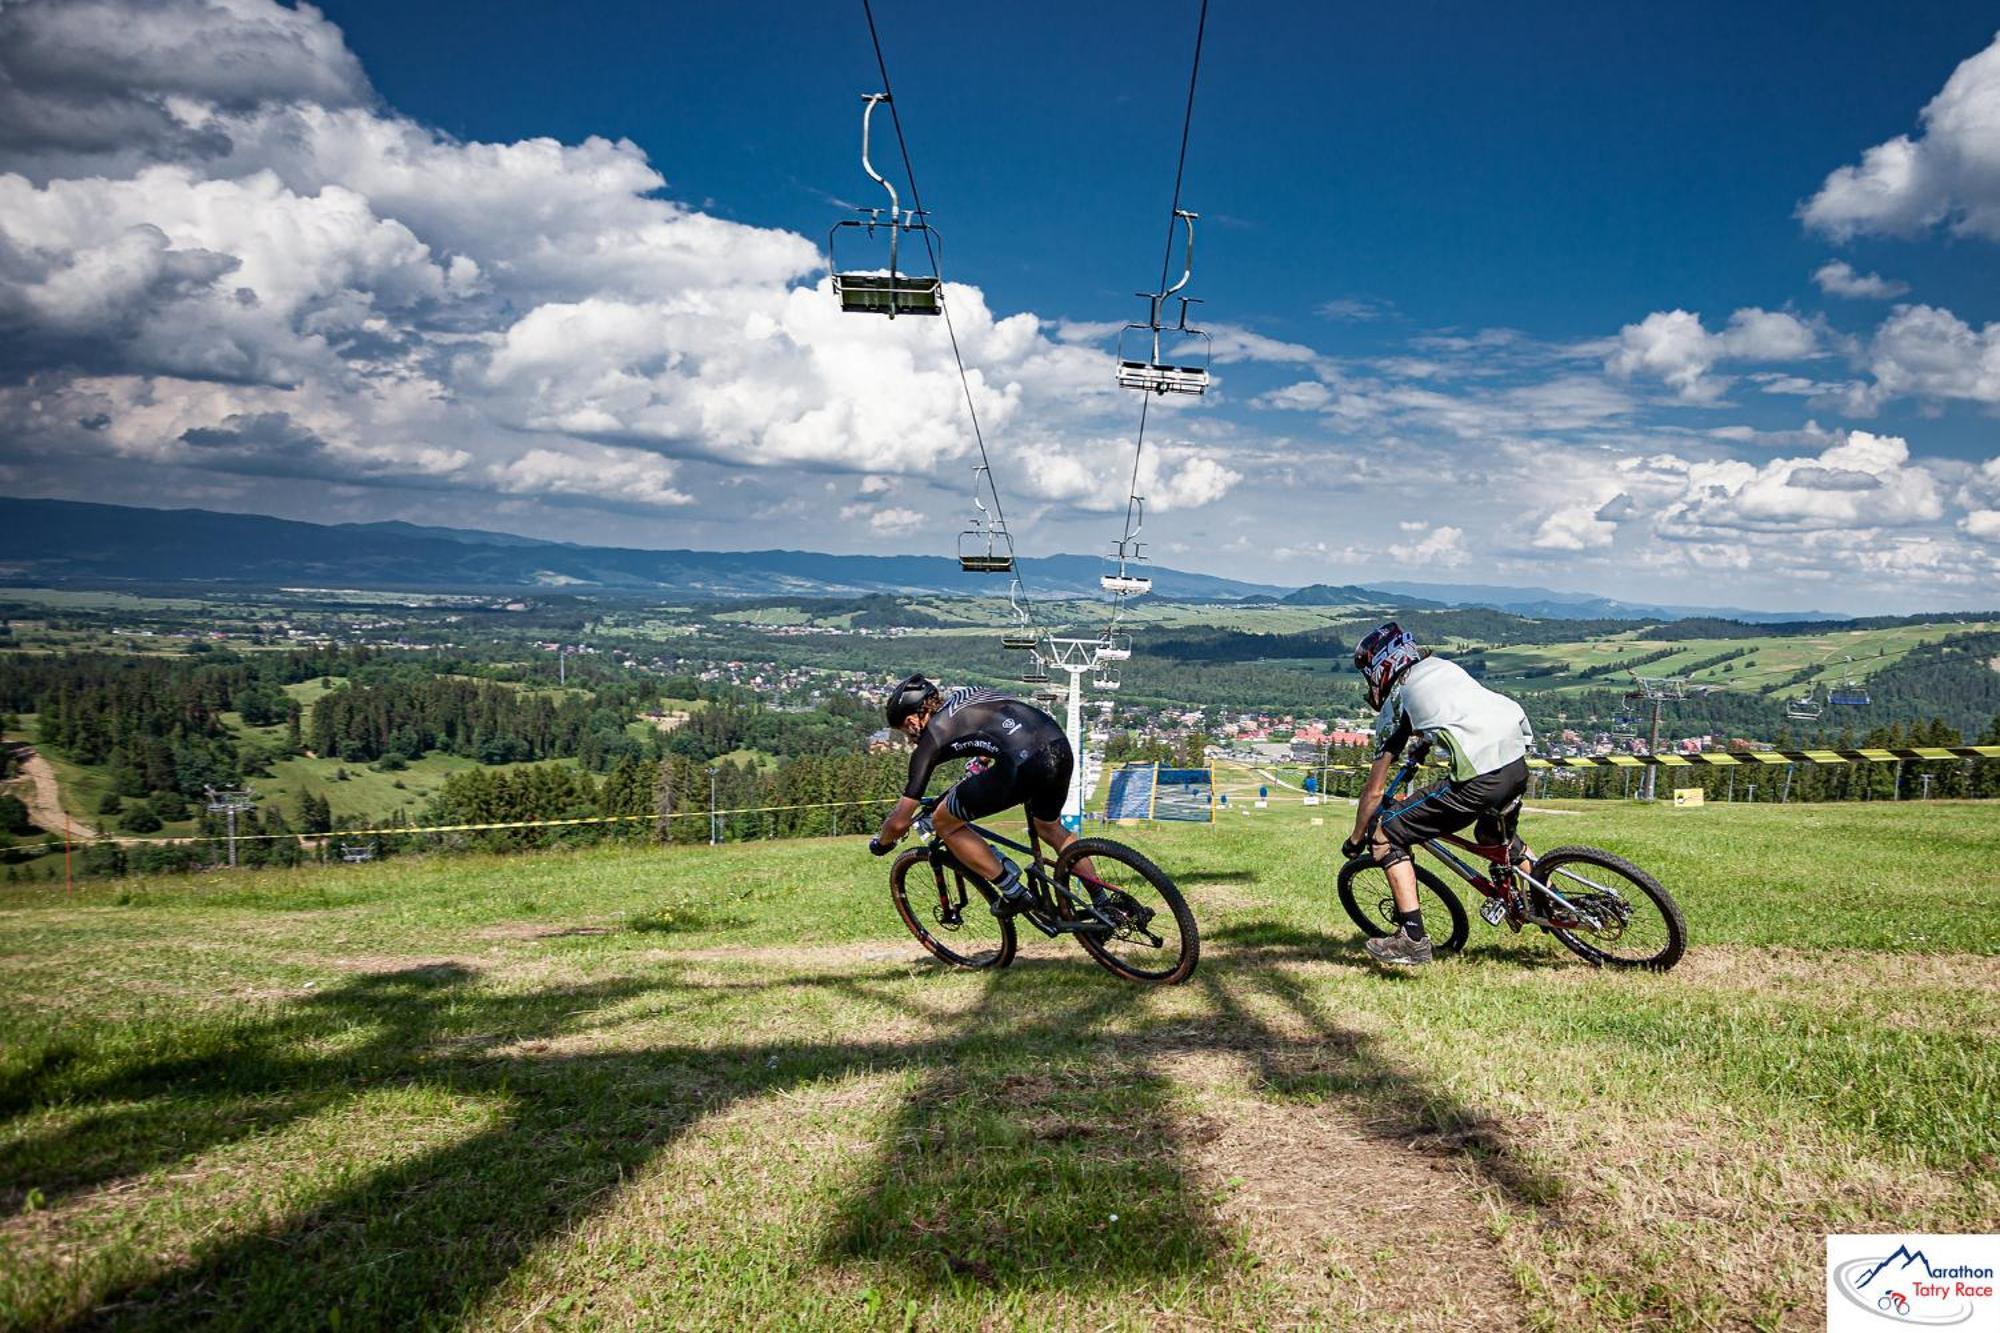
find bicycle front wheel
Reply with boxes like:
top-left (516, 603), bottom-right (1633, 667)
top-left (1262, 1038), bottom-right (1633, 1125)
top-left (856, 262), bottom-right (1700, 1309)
top-left (890, 848), bottom-right (1016, 970)
top-left (1335, 855), bottom-right (1470, 955)
top-left (1054, 837), bottom-right (1199, 984)
top-left (1533, 846), bottom-right (1685, 972)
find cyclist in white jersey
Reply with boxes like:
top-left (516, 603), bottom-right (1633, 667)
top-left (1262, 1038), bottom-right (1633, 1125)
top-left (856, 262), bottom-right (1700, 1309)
top-left (1342, 623), bottom-right (1537, 965)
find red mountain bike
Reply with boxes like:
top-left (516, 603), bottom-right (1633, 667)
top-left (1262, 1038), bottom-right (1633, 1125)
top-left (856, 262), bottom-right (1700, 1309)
top-left (1336, 754), bottom-right (1686, 971)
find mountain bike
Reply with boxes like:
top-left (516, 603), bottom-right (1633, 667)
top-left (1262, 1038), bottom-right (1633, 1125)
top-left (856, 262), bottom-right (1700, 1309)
top-left (888, 795), bottom-right (1199, 983)
top-left (1336, 754), bottom-right (1686, 971)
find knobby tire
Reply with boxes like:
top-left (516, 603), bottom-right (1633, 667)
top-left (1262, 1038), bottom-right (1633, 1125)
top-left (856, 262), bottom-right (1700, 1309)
top-left (1534, 845), bottom-right (1686, 972)
top-left (1053, 837), bottom-right (1199, 984)
top-left (1335, 855), bottom-right (1471, 955)
top-left (890, 847), bottom-right (1016, 970)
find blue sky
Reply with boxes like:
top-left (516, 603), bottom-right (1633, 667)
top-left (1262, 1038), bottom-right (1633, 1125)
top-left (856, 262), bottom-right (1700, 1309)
top-left (333, 0), bottom-right (2000, 343)
top-left (2, 0), bottom-right (1998, 612)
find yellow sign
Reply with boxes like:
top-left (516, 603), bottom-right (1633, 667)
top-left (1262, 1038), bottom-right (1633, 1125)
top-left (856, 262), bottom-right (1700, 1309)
top-left (1673, 788), bottom-right (1705, 807)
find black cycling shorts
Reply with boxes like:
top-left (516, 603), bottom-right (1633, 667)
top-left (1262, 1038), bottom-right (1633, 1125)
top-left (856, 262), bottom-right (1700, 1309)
top-left (945, 735), bottom-right (1074, 824)
top-left (1379, 757), bottom-right (1528, 852)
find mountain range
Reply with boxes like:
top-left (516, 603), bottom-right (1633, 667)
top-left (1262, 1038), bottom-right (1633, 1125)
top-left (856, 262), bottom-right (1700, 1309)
top-left (0, 498), bottom-right (1874, 622)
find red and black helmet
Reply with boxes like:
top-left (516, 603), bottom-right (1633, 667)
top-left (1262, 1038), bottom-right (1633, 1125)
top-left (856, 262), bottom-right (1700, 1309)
top-left (1353, 622), bottom-right (1422, 708)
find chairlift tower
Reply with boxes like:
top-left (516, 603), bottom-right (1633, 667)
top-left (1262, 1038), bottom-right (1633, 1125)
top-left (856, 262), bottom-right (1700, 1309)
top-left (1044, 636), bottom-right (1119, 830)
top-left (1627, 675), bottom-right (1688, 802)
top-left (204, 786), bottom-right (257, 868)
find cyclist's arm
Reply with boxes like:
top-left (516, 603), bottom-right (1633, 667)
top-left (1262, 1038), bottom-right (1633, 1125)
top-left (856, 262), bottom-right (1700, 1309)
top-left (874, 794), bottom-right (923, 847)
top-left (877, 726), bottom-right (945, 846)
top-left (1351, 750), bottom-right (1396, 843)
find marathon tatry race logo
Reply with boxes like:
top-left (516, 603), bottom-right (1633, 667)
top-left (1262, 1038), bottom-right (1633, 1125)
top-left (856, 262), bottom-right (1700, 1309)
top-left (1827, 1235), bottom-right (1999, 1329)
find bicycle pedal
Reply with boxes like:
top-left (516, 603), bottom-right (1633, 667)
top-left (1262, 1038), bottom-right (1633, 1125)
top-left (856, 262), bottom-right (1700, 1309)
top-left (1479, 898), bottom-right (1507, 927)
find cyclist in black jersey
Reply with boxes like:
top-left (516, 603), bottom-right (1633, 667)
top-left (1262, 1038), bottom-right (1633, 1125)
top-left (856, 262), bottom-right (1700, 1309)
top-left (867, 675), bottom-right (1085, 915)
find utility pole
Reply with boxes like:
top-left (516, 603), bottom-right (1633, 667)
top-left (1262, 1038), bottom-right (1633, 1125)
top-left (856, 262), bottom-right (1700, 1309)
top-left (707, 766), bottom-right (719, 846)
top-left (205, 786), bottom-right (256, 868)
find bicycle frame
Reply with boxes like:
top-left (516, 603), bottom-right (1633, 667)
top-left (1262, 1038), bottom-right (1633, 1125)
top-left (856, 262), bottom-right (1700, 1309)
top-left (913, 800), bottom-right (1141, 942)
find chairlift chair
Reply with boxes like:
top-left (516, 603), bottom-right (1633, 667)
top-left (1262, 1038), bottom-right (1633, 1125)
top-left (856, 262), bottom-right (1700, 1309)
top-left (827, 94), bottom-right (942, 319)
top-left (956, 468), bottom-right (1014, 573)
top-left (1020, 655), bottom-right (1051, 685)
top-left (1092, 669), bottom-right (1122, 691)
top-left (1784, 686), bottom-right (1824, 722)
top-left (1096, 634), bottom-right (1132, 662)
top-left (1828, 656), bottom-right (1870, 706)
top-left (1000, 578), bottom-right (1035, 648)
top-left (1116, 210), bottom-right (1210, 396)
top-left (1099, 510), bottom-right (1152, 596)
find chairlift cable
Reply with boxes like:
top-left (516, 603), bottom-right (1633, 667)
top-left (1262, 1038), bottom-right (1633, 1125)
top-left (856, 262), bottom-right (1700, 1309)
top-left (1107, 0), bottom-right (1211, 627)
top-left (859, 0), bottom-right (1037, 629)
top-left (1123, 0), bottom-right (1210, 540)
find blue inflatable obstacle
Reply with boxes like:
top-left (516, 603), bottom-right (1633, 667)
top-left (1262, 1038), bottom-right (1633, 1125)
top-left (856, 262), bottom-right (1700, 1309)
top-left (1104, 763), bottom-right (1156, 820)
top-left (1105, 763), bottom-right (1214, 822)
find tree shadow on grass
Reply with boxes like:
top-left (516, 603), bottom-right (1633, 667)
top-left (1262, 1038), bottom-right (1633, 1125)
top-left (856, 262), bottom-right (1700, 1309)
top-left (3, 964), bottom-right (657, 1218)
top-left (39, 940), bottom-right (1568, 1328)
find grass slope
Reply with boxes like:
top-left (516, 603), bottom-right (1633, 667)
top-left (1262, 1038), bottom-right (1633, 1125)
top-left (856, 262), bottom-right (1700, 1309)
top-left (1, 798), bottom-right (1995, 1330)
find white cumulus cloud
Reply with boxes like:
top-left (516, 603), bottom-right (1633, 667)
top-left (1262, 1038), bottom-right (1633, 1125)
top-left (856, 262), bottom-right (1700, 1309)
top-left (1802, 31), bottom-right (2000, 242)
top-left (1606, 308), bottom-right (1819, 402)
top-left (1811, 260), bottom-right (1908, 300)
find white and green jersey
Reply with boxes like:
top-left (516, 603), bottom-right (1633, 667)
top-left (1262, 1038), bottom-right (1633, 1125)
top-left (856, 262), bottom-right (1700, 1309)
top-left (1372, 657), bottom-right (1533, 781)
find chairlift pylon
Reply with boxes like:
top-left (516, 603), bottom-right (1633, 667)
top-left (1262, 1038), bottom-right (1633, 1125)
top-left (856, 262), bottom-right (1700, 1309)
top-left (827, 94), bottom-right (942, 318)
top-left (1116, 210), bottom-right (1211, 396)
top-left (957, 466), bottom-right (1014, 573)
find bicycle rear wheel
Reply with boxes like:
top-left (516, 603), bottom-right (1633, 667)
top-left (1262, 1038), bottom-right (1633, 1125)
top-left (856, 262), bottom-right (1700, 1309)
top-left (1532, 846), bottom-right (1685, 972)
top-left (890, 848), bottom-right (1015, 970)
top-left (1336, 855), bottom-right (1470, 955)
top-left (1053, 837), bottom-right (1199, 984)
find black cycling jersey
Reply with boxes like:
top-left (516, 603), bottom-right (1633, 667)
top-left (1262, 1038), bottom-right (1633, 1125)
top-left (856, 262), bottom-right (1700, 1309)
top-left (903, 686), bottom-right (1068, 800)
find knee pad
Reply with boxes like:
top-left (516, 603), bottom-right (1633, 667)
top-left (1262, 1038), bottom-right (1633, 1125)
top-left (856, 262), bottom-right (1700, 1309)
top-left (1373, 844), bottom-right (1413, 870)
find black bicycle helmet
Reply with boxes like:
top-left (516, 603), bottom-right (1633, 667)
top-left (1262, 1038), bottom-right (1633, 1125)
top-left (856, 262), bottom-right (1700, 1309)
top-left (884, 673), bottom-right (940, 727)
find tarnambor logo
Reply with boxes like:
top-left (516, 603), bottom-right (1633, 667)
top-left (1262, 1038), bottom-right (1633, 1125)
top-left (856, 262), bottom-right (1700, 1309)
top-left (1826, 1235), bottom-right (1999, 1330)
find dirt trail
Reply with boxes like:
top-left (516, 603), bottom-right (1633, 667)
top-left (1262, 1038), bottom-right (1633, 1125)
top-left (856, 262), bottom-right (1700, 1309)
top-left (3, 745), bottom-right (97, 840)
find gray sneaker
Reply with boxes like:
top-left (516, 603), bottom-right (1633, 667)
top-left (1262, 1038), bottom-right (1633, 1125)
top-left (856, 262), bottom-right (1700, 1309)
top-left (1364, 927), bottom-right (1434, 966)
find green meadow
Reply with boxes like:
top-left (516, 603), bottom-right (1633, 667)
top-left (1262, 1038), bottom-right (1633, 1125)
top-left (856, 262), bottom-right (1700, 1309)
top-left (2, 797), bottom-right (1994, 1330)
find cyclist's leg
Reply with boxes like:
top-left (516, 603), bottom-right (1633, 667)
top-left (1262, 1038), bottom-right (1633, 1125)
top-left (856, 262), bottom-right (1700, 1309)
top-left (1376, 780), bottom-right (1483, 912)
top-left (1471, 760), bottom-right (1534, 874)
top-left (1026, 738), bottom-right (1095, 877)
top-left (930, 802), bottom-right (1003, 881)
top-left (935, 756), bottom-right (1033, 883)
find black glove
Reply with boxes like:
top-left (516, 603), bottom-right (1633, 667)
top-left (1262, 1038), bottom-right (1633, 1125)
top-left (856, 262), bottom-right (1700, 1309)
top-left (867, 836), bottom-right (893, 857)
top-left (1341, 834), bottom-right (1366, 858)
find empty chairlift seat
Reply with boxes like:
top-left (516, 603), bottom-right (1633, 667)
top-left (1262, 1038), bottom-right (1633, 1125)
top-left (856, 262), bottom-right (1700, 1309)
top-left (1116, 353), bottom-right (1208, 396)
top-left (826, 93), bottom-right (942, 320)
top-left (834, 270), bottom-right (942, 317)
